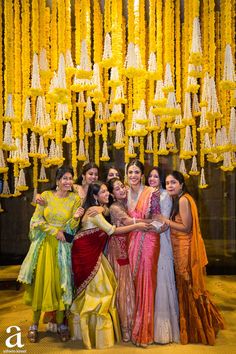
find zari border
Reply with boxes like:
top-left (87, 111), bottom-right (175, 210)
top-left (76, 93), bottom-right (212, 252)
top-left (74, 253), bottom-right (102, 297)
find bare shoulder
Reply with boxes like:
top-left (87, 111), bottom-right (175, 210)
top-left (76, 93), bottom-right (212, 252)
top-left (179, 195), bottom-right (191, 208)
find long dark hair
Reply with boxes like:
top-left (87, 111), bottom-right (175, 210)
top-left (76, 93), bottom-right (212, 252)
top-left (168, 171), bottom-right (189, 220)
top-left (76, 162), bottom-right (99, 185)
top-left (146, 166), bottom-right (166, 189)
top-left (126, 159), bottom-right (144, 175)
top-left (51, 166), bottom-right (74, 191)
top-left (82, 181), bottom-right (105, 210)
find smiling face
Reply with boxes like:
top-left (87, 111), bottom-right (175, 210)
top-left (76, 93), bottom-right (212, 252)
top-left (107, 168), bottom-right (120, 181)
top-left (166, 174), bottom-right (183, 197)
top-left (96, 184), bottom-right (110, 204)
top-left (127, 165), bottom-right (142, 187)
top-left (83, 168), bottom-right (99, 185)
top-left (57, 172), bottom-right (73, 192)
top-left (112, 180), bottom-right (127, 201)
top-left (148, 169), bottom-right (161, 188)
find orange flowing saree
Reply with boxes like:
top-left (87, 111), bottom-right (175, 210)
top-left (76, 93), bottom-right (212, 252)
top-left (171, 194), bottom-right (225, 345)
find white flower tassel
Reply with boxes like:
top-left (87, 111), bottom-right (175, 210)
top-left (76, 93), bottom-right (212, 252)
top-left (182, 92), bottom-right (194, 125)
top-left (23, 97), bottom-right (32, 127)
top-left (77, 140), bottom-right (86, 160)
top-left (38, 136), bottom-right (47, 157)
top-left (199, 168), bottom-right (208, 188)
top-left (80, 39), bottom-right (91, 72)
top-left (63, 119), bottom-right (74, 142)
top-left (29, 132), bottom-right (38, 155)
top-left (17, 169), bottom-right (28, 190)
top-left (189, 156), bottom-right (200, 175)
top-left (189, 17), bottom-right (203, 64)
top-left (221, 44), bottom-right (236, 89)
top-left (4, 94), bottom-right (15, 121)
top-left (166, 128), bottom-right (174, 147)
top-left (179, 159), bottom-right (188, 177)
top-left (57, 53), bottom-right (67, 89)
top-left (114, 122), bottom-right (125, 149)
top-left (102, 33), bottom-right (112, 61)
top-left (148, 52), bottom-right (157, 73)
top-left (85, 118), bottom-right (92, 136)
top-left (204, 132), bottom-right (212, 152)
top-left (101, 141), bottom-right (110, 161)
top-left (163, 63), bottom-right (174, 91)
top-left (0, 149), bottom-right (8, 173)
top-left (109, 67), bottom-right (120, 82)
top-left (3, 122), bottom-right (15, 149)
top-left (221, 152), bottom-right (234, 171)
top-left (39, 164), bottom-right (48, 181)
top-left (2, 179), bottom-right (11, 196)
top-left (145, 133), bottom-right (153, 153)
top-left (31, 188), bottom-right (38, 205)
top-left (48, 140), bottom-right (56, 159)
top-left (182, 126), bottom-right (194, 154)
top-left (158, 130), bottom-right (168, 154)
top-left (22, 134), bottom-right (29, 161)
top-left (65, 49), bottom-right (74, 69)
top-left (229, 108), bottom-right (236, 147)
top-left (128, 137), bottom-right (136, 156)
top-left (153, 80), bottom-right (165, 104)
top-left (31, 53), bottom-right (42, 90)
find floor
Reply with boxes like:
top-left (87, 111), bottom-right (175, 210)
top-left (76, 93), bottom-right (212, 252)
top-left (0, 268), bottom-right (235, 354)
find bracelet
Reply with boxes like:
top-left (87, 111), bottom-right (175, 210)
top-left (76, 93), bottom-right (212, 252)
top-left (133, 217), bottom-right (136, 224)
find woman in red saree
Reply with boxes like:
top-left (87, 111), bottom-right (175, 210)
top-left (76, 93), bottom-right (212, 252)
top-left (69, 181), bottom-right (149, 349)
top-left (157, 171), bottom-right (225, 345)
top-left (126, 160), bottom-right (165, 347)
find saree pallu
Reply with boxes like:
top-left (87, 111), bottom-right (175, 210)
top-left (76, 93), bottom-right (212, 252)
top-left (70, 228), bottom-right (121, 349)
top-left (171, 194), bottom-right (225, 345)
top-left (128, 230), bottom-right (160, 346)
top-left (107, 234), bottom-right (135, 342)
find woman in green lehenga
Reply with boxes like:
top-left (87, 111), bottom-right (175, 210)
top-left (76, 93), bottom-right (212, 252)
top-left (18, 166), bottom-right (83, 343)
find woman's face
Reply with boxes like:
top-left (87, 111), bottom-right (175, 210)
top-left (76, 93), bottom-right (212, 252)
top-left (84, 168), bottom-right (98, 185)
top-left (97, 184), bottom-right (110, 204)
top-left (107, 168), bottom-right (120, 181)
top-left (148, 169), bottom-right (160, 188)
top-left (57, 172), bottom-right (73, 192)
top-left (127, 165), bottom-right (142, 187)
top-left (112, 180), bottom-right (127, 201)
top-left (166, 175), bottom-right (183, 197)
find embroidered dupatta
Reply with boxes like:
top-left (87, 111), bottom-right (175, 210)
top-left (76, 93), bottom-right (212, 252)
top-left (72, 228), bottom-right (108, 295)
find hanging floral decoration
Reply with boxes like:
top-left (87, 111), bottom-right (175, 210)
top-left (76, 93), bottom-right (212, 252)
top-left (0, 0), bottom-right (235, 203)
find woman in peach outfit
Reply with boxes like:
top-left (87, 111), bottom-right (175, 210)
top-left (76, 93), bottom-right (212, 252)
top-left (158, 171), bottom-right (225, 345)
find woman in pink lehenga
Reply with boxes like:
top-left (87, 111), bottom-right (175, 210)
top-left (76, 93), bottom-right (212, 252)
top-left (126, 160), bottom-right (166, 347)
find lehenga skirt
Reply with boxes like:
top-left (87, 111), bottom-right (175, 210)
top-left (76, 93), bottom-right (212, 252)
top-left (24, 235), bottom-right (65, 312)
top-left (69, 254), bottom-right (121, 349)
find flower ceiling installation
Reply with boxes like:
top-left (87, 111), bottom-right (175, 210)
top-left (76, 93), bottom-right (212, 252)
top-left (0, 0), bottom-right (235, 208)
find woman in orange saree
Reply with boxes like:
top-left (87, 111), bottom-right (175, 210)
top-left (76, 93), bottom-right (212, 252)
top-left (157, 171), bottom-right (225, 345)
top-left (126, 160), bottom-right (165, 347)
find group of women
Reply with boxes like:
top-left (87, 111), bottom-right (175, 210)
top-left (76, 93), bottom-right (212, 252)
top-left (18, 160), bottom-right (225, 349)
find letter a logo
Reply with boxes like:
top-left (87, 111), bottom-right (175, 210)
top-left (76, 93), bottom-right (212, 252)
top-left (5, 325), bottom-right (24, 349)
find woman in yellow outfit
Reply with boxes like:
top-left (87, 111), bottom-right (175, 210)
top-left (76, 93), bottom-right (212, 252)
top-left (18, 167), bottom-right (83, 343)
top-left (70, 181), bottom-right (150, 349)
